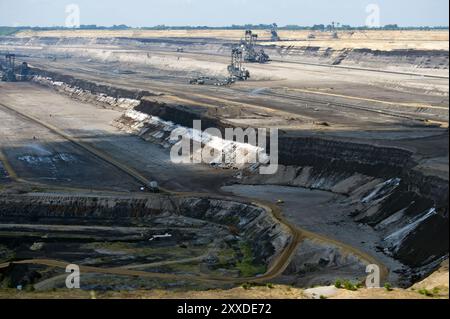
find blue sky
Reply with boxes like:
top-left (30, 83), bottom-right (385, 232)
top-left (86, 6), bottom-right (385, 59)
top-left (0, 0), bottom-right (448, 27)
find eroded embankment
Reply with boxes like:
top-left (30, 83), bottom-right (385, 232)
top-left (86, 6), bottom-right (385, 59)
top-left (27, 69), bottom-right (449, 283)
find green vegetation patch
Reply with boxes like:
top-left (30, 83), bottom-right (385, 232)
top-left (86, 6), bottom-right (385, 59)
top-left (334, 279), bottom-right (362, 291)
top-left (418, 287), bottom-right (442, 297)
top-left (384, 283), bottom-right (394, 292)
top-left (0, 27), bottom-right (19, 36)
top-left (235, 243), bottom-right (266, 277)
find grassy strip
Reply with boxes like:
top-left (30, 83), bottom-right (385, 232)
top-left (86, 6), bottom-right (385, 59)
top-left (236, 243), bottom-right (266, 277)
top-left (0, 27), bottom-right (19, 36)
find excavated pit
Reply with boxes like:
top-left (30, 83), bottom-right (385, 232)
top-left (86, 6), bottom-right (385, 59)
top-left (1, 31), bottom-right (448, 291)
top-left (0, 191), bottom-right (376, 290)
top-left (0, 193), bottom-right (293, 290)
top-left (17, 70), bottom-right (448, 284)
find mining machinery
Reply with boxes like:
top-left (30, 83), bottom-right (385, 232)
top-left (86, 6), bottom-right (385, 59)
top-left (240, 30), bottom-right (270, 64)
top-left (227, 47), bottom-right (250, 81)
top-left (189, 46), bottom-right (250, 86)
top-left (189, 76), bottom-right (234, 86)
top-left (330, 21), bottom-right (339, 39)
top-left (1, 54), bottom-right (17, 82)
top-left (270, 23), bottom-right (281, 41)
top-left (19, 62), bottom-right (30, 81)
top-left (1, 54), bottom-right (31, 82)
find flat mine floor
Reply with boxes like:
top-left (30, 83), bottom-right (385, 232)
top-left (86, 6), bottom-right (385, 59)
top-left (0, 82), bottom-right (234, 193)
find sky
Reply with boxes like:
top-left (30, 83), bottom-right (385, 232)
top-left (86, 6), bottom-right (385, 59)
top-left (0, 0), bottom-right (448, 27)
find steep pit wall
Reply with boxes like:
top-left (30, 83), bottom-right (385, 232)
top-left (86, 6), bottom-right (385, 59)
top-left (268, 46), bottom-right (449, 70)
top-left (243, 135), bottom-right (448, 272)
top-left (30, 67), bottom-right (162, 102)
top-left (278, 136), bottom-right (415, 177)
top-left (343, 49), bottom-right (449, 69)
top-left (242, 161), bottom-right (448, 275)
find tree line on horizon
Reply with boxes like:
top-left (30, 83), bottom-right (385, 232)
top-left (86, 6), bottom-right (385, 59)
top-left (1, 24), bottom-right (448, 36)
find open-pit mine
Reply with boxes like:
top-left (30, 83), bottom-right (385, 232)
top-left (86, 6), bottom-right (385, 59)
top-left (0, 28), bottom-right (448, 299)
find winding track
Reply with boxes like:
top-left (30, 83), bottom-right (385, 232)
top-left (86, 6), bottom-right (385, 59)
top-left (0, 99), bottom-right (388, 285)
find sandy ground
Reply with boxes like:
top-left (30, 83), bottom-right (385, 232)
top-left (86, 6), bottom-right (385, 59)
top-left (14, 29), bottom-right (449, 50)
top-left (0, 82), bottom-right (233, 193)
top-left (412, 260), bottom-right (449, 293)
top-left (0, 283), bottom-right (445, 299)
top-left (0, 101), bottom-right (140, 191)
top-left (2, 261), bottom-right (447, 299)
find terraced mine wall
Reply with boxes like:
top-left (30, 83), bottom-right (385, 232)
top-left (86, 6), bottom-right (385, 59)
top-left (28, 69), bottom-right (449, 279)
top-left (278, 136), bottom-right (415, 177)
top-left (0, 36), bottom-right (227, 48)
top-left (135, 97), bottom-right (227, 133)
top-left (1, 36), bottom-right (448, 71)
top-left (0, 194), bottom-right (291, 267)
top-left (1, 193), bottom-right (372, 288)
top-left (343, 49), bottom-right (449, 69)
